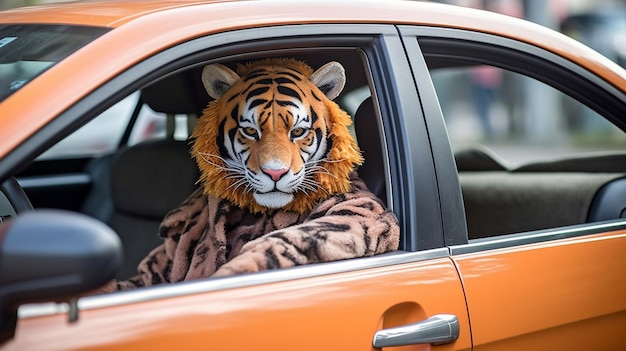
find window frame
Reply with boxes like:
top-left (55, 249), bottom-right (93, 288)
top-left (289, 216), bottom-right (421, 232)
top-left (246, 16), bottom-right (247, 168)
top-left (7, 23), bottom-right (450, 303)
top-left (400, 25), bottom-right (626, 252)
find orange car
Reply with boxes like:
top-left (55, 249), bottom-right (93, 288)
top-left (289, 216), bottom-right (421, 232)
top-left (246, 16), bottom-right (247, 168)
top-left (1, 1), bottom-right (626, 350)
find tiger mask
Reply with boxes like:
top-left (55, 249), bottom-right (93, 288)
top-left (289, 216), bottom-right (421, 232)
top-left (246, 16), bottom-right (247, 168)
top-left (192, 58), bottom-right (363, 214)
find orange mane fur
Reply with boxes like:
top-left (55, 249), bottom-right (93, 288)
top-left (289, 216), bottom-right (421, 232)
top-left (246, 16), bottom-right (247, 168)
top-left (191, 58), bottom-right (363, 214)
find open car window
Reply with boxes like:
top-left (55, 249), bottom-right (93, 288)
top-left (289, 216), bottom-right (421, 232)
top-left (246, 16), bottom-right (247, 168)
top-left (17, 45), bottom-right (399, 283)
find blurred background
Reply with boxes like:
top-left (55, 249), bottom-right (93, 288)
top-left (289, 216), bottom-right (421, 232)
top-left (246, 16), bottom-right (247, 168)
top-left (430, 0), bottom-right (626, 165)
top-left (2, 0), bottom-right (626, 166)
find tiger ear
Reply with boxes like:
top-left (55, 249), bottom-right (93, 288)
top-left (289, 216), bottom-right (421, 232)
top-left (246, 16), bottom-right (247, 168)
top-left (202, 63), bottom-right (240, 99)
top-left (309, 61), bottom-right (346, 101)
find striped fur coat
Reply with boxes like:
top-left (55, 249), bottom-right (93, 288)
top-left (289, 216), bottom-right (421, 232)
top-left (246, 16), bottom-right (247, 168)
top-left (101, 173), bottom-right (399, 292)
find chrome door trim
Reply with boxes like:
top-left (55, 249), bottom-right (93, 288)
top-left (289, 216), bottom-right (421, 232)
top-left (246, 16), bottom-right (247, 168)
top-left (450, 219), bottom-right (626, 255)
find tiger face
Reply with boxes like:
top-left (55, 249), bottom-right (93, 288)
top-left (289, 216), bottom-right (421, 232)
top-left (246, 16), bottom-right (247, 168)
top-left (192, 58), bottom-right (362, 214)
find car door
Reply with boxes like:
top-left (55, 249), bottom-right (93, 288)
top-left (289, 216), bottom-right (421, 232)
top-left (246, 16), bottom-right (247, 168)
top-left (8, 253), bottom-right (470, 350)
top-left (1, 24), bottom-right (471, 350)
top-left (400, 26), bottom-right (626, 349)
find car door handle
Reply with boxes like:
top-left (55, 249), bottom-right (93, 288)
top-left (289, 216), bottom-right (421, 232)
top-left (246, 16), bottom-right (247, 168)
top-left (372, 314), bottom-right (459, 348)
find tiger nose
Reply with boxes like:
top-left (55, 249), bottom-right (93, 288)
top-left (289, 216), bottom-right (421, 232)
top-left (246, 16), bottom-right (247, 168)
top-left (262, 168), bottom-right (288, 181)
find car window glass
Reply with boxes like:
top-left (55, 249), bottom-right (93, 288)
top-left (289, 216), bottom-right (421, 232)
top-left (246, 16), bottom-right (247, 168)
top-left (432, 66), bottom-right (626, 166)
top-left (38, 94), bottom-right (139, 160)
top-left (0, 24), bottom-right (107, 102)
top-left (38, 92), bottom-right (188, 160)
top-left (431, 64), bottom-right (626, 239)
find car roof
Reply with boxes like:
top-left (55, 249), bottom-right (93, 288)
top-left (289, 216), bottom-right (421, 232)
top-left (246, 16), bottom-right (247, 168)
top-left (0, 0), bottom-right (217, 27)
top-left (0, 0), bottom-right (602, 39)
top-left (2, 0), bottom-right (623, 78)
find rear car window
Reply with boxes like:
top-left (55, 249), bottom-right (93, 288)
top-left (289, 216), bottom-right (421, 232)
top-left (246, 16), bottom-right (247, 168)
top-left (431, 65), bottom-right (626, 166)
top-left (0, 24), bottom-right (108, 102)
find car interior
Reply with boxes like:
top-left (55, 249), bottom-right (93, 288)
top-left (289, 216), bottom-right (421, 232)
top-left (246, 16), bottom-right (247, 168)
top-left (427, 54), bottom-right (626, 240)
top-left (5, 46), bottom-right (626, 281)
top-left (454, 145), bottom-right (626, 239)
top-left (10, 50), bottom-right (389, 280)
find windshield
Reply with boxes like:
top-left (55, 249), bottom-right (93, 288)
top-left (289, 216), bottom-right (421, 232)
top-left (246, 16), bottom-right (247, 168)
top-left (0, 24), bottom-right (108, 102)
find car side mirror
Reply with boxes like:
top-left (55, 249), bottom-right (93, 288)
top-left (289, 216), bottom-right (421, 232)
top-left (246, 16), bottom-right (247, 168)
top-left (0, 210), bottom-right (122, 343)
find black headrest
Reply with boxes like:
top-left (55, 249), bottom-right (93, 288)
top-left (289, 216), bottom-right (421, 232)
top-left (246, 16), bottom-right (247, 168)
top-left (111, 139), bottom-right (200, 218)
top-left (141, 70), bottom-right (208, 115)
top-left (454, 146), bottom-right (508, 171)
top-left (514, 153), bottom-right (626, 173)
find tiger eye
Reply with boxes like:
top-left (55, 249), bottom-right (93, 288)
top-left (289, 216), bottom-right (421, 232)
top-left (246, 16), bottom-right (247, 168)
top-left (290, 127), bottom-right (307, 139)
top-left (241, 126), bottom-right (258, 138)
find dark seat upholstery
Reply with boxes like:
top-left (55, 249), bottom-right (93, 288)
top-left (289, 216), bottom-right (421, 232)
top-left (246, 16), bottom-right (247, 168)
top-left (108, 139), bottom-right (199, 279)
top-left (82, 72), bottom-right (204, 279)
top-left (83, 139), bottom-right (199, 280)
top-left (459, 172), bottom-right (624, 239)
top-left (354, 97), bottom-right (387, 204)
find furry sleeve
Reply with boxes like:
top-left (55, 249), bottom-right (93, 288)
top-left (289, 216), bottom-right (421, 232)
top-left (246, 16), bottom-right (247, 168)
top-left (96, 189), bottom-right (216, 293)
top-left (96, 174), bottom-right (399, 293)
top-left (211, 175), bottom-right (400, 277)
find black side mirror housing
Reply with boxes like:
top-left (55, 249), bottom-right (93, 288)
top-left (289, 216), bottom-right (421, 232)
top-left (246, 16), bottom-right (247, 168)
top-left (0, 210), bottom-right (121, 343)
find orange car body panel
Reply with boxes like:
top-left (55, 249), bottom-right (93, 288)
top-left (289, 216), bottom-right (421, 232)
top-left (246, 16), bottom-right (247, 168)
top-left (4, 257), bottom-right (471, 351)
top-left (0, 0), bottom-right (625, 159)
top-left (454, 230), bottom-right (626, 350)
top-left (2, 1), bottom-right (626, 349)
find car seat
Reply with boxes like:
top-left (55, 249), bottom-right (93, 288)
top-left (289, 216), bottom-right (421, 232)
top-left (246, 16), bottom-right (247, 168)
top-left (107, 139), bottom-right (199, 279)
top-left (83, 72), bottom-right (204, 279)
